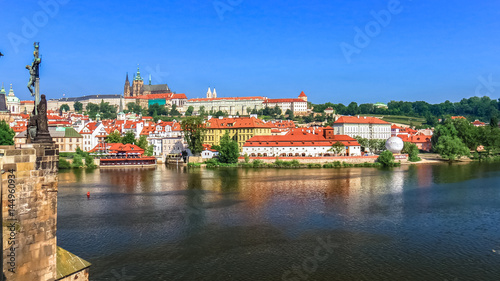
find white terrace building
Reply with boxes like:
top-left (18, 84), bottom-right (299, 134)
top-left (333, 116), bottom-right (391, 140)
top-left (243, 133), bottom-right (361, 157)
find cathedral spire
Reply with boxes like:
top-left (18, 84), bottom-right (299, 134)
top-left (125, 72), bottom-right (129, 82)
top-left (207, 87), bottom-right (212, 98)
top-left (134, 65), bottom-right (143, 81)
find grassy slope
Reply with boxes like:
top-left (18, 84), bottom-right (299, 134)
top-left (358, 114), bottom-right (425, 126)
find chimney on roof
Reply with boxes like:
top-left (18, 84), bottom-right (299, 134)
top-left (219, 116), bottom-right (223, 119)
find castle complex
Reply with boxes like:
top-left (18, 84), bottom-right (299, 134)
top-left (124, 66), bottom-right (171, 97)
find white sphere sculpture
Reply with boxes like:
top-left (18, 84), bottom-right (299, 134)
top-left (385, 137), bottom-right (404, 154)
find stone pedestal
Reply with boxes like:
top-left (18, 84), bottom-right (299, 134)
top-left (1, 144), bottom-right (58, 280)
top-left (1, 144), bottom-right (90, 281)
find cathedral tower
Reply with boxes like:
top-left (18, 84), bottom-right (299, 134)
top-left (132, 66), bottom-right (144, 97)
top-left (124, 72), bottom-right (131, 97)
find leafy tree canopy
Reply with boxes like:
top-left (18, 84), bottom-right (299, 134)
top-left (0, 120), bottom-right (15, 145)
top-left (180, 116), bottom-right (206, 155)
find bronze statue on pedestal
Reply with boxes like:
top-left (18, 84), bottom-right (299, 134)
top-left (26, 42), bottom-right (52, 143)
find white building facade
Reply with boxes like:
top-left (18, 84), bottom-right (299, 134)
top-left (333, 116), bottom-right (391, 140)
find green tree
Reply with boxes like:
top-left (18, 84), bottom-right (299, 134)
top-left (346, 102), bottom-right (359, 115)
top-left (329, 141), bottom-right (345, 155)
top-left (355, 136), bottom-right (368, 152)
top-left (86, 102), bottom-right (100, 119)
top-left (368, 139), bottom-right (386, 154)
top-left (453, 118), bottom-right (480, 150)
top-left (405, 142), bottom-right (421, 162)
top-left (377, 150), bottom-right (396, 167)
top-left (180, 116), bottom-right (206, 155)
top-left (199, 106), bottom-right (206, 116)
top-left (98, 100), bottom-right (117, 119)
top-left (60, 104), bottom-right (70, 112)
top-left (72, 154), bottom-right (84, 168)
top-left (435, 135), bottom-right (470, 161)
top-left (136, 135), bottom-right (149, 150)
top-left (145, 145), bottom-right (154, 156)
top-left (274, 105), bottom-right (282, 116)
top-left (58, 158), bottom-right (71, 169)
top-left (0, 120), bottom-right (15, 145)
top-left (126, 102), bottom-right (142, 114)
top-left (490, 116), bottom-right (499, 129)
top-left (122, 131), bottom-right (136, 145)
top-left (185, 106), bottom-right (194, 116)
top-left (214, 110), bottom-right (225, 117)
top-left (218, 132), bottom-right (240, 163)
top-left (84, 154), bottom-right (96, 168)
top-left (106, 131), bottom-right (122, 143)
top-left (148, 103), bottom-right (167, 116)
top-left (170, 104), bottom-right (180, 116)
top-left (479, 126), bottom-right (500, 155)
top-left (73, 101), bottom-right (83, 113)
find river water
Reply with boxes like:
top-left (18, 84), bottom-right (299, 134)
top-left (57, 163), bottom-right (500, 281)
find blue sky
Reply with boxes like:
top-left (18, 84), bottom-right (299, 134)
top-left (1, 0), bottom-right (499, 104)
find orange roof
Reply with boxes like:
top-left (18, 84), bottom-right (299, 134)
top-left (172, 93), bottom-right (187, 99)
top-left (397, 134), bottom-right (431, 143)
top-left (451, 116), bottom-right (466, 120)
top-left (334, 116), bottom-right (389, 125)
top-left (298, 91), bottom-right (307, 97)
top-left (202, 144), bottom-right (218, 152)
top-left (140, 125), bottom-right (156, 135)
top-left (270, 120), bottom-right (296, 129)
top-left (206, 117), bottom-right (272, 129)
top-left (189, 96), bottom-right (265, 102)
top-left (89, 143), bottom-right (144, 154)
top-left (264, 98), bottom-right (305, 103)
top-left (21, 100), bottom-right (35, 104)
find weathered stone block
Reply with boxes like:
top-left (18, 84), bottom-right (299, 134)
top-left (21, 149), bottom-right (35, 155)
top-left (5, 149), bottom-right (22, 156)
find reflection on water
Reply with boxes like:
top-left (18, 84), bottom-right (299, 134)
top-left (57, 163), bottom-right (500, 280)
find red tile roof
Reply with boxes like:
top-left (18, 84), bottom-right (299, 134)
top-left (397, 134), bottom-right (431, 143)
top-left (172, 93), bottom-right (187, 99)
top-left (244, 133), bottom-right (359, 147)
top-left (264, 98), bottom-right (305, 103)
top-left (298, 91), bottom-right (307, 97)
top-left (472, 120), bottom-right (485, 126)
top-left (89, 143), bottom-right (144, 154)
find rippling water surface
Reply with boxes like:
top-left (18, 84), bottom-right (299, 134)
top-left (57, 163), bottom-right (500, 280)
